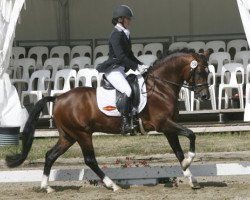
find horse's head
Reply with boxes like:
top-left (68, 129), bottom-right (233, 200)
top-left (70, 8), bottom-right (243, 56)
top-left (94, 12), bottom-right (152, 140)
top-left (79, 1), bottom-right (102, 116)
top-left (184, 51), bottom-right (210, 101)
top-left (147, 49), bottom-right (210, 101)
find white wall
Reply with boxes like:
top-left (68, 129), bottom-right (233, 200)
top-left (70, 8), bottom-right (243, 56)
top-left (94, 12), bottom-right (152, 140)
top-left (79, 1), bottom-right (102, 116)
top-left (15, 0), bottom-right (244, 42)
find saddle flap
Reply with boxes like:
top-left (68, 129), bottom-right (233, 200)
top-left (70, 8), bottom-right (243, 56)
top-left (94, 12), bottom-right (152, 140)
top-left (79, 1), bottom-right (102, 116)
top-left (96, 74), bottom-right (147, 117)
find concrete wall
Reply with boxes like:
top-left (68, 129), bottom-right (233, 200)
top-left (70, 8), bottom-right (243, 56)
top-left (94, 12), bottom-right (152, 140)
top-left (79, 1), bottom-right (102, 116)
top-left (15, 0), bottom-right (244, 42)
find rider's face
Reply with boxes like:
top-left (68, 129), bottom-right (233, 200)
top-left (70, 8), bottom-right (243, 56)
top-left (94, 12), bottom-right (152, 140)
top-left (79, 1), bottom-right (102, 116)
top-left (123, 17), bottom-right (131, 29)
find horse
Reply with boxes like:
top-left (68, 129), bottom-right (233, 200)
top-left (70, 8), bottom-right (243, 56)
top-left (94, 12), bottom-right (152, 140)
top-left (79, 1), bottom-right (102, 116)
top-left (6, 49), bottom-right (210, 193)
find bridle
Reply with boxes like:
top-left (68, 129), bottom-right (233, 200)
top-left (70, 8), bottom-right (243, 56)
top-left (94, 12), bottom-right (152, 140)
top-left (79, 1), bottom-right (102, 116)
top-left (144, 64), bottom-right (209, 93)
top-left (186, 64), bottom-right (209, 92)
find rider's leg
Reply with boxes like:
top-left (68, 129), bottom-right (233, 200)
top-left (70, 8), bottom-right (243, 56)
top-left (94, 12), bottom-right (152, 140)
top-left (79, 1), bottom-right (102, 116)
top-left (105, 67), bottom-right (132, 134)
top-left (117, 92), bottom-right (132, 134)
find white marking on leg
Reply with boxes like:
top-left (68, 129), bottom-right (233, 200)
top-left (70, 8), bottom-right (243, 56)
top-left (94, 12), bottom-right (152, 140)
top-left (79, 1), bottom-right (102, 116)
top-left (41, 175), bottom-right (55, 193)
top-left (41, 175), bottom-right (49, 189)
top-left (183, 168), bottom-right (200, 189)
top-left (103, 176), bottom-right (121, 191)
top-left (181, 151), bottom-right (196, 170)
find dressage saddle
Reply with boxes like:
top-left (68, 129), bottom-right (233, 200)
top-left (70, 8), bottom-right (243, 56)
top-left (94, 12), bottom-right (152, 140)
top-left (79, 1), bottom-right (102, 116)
top-left (102, 74), bottom-right (140, 132)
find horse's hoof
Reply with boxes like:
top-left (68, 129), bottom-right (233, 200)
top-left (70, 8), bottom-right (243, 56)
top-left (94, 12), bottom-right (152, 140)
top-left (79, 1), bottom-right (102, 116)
top-left (113, 185), bottom-right (121, 192)
top-left (46, 186), bottom-right (55, 193)
top-left (190, 181), bottom-right (201, 189)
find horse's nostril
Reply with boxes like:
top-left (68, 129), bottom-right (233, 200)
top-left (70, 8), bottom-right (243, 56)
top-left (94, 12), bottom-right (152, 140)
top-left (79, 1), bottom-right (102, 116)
top-left (201, 94), bottom-right (210, 100)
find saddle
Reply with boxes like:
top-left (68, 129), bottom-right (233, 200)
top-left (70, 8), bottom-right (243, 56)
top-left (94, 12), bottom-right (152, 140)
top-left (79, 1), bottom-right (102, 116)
top-left (102, 74), bottom-right (140, 131)
top-left (96, 73), bottom-right (147, 122)
top-left (102, 74), bottom-right (140, 108)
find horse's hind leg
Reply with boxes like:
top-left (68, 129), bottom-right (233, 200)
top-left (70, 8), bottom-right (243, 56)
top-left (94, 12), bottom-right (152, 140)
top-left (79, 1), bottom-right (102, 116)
top-left (41, 134), bottom-right (75, 193)
top-left (78, 133), bottom-right (120, 191)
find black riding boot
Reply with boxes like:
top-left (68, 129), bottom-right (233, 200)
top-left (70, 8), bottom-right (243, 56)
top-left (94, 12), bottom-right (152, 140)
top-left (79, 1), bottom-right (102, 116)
top-left (121, 114), bottom-right (131, 134)
top-left (117, 93), bottom-right (132, 135)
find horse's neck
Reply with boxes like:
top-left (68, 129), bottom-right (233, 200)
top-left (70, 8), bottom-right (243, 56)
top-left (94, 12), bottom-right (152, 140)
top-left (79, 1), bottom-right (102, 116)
top-left (146, 68), bottom-right (182, 100)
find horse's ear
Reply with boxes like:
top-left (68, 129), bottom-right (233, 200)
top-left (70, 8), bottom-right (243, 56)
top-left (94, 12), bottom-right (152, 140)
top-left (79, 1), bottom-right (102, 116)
top-left (203, 50), bottom-right (210, 59)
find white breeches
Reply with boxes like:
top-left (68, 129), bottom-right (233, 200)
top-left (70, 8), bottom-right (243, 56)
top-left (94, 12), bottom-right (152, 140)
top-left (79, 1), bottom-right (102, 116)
top-left (105, 66), bottom-right (132, 97)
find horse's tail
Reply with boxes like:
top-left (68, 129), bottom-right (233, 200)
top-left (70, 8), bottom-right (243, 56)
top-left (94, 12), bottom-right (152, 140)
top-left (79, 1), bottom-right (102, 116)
top-left (5, 96), bottom-right (56, 168)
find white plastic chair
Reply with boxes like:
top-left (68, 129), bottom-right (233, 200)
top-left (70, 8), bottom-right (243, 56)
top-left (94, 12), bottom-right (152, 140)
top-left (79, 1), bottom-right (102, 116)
top-left (43, 58), bottom-right (65, 82)
top-left (137, 55), bottom-right (158, 66)
top-left (28, 46), bottom-right (49, 68)
top-left (227, 39), bottom-right (248, 59)
top-left (234, 50), bottom-right (250, 71)
top-left (50, 46), bottom-right (71, 58)
top-left (168, 42), bottom-right (187, 51)
top-left (208, 65), bottom-right (217, 110)
top-left (70, 45), bottom-right (92, 60)
top-left (205, 41), bottom-right (226, 53)
top-left (187, 41), bottom-right (206, 53)
top-left (142, 43), bottom-right (163, 58)
top-left (218, 63), bottom-right (244, 109)
top-left (93, 45), bottom-right (109, 60)
top-left (132, 43), bottom-right (143, 57)
top-left (179, 87), bottom-right (190, 111)
top-left (244, 64), bottom-right (250, 121)
top-left (93, 56), bottom-right (109, 69)
top-left (76, 68), bottom-right (100, 87)
top-left (49, 69), bottom-right (77, 116)
top-left (208, 52), bottom-right (231, 76)
top-left (11, 46), bottom-right (26, 67)
top-left (50, 46), bottom-right (71, 65)
top-left (9, 47), bottom-right (26, 76)
top-left (11, 58), bottom-right (36, 97)
top-left (70, 56), bottom-right (91, 71)
top-left (21, 70), bottom-right (50, 107)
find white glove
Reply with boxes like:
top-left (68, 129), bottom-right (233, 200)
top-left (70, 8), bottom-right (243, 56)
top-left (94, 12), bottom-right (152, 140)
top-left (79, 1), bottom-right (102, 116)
top-left (137, 64), bottom-right (149, 74)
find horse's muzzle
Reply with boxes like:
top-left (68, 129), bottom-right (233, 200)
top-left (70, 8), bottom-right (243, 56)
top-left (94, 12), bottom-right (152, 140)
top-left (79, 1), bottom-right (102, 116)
top-left (195, 90), bottom-right (210, 101)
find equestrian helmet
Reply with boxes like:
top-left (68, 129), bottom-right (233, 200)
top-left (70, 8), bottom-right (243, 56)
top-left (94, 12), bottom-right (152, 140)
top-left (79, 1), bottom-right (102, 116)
top-left (112, 5), bottom-right (134, 19)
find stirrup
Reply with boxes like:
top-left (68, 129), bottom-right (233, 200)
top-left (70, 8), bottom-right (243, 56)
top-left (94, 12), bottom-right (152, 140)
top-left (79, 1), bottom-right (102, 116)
top-left (132, 114), bottom-right (139, 130)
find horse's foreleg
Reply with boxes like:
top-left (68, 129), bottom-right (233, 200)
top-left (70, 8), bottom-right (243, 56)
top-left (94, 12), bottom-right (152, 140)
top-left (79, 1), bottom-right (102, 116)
top-left (167, 120), bottom-right (196, 170)
top-left (183, 167), bottom-right (200, 189)
top-left (41, 136), bottom-right (75, 193)
top-left (164, 121), bottom-right (200, 189)
top-left (164, 131), bottom-right (200, 189)
top-left (79, 134), bottom-right (120, 192)
top-left (164, 133), bottom-right (185, 164)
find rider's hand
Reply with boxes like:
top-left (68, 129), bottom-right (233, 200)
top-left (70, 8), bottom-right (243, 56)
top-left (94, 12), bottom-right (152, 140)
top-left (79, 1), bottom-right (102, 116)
top-left (137, 64), bottom-right (149, 74)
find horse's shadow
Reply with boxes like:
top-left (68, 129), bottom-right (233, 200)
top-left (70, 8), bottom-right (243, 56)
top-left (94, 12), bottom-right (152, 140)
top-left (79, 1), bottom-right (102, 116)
top-left (33, 185), bottom-right (82, 193)
top-left (199, 181), bottom-right (227, 188)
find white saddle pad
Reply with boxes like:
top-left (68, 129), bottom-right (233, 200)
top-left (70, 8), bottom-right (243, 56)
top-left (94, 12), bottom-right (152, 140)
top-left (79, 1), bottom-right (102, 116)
top-left (96, 73), bottom-right (147, 116)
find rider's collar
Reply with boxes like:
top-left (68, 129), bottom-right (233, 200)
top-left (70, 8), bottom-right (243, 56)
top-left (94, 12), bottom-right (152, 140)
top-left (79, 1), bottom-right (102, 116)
top-left (115, 23), bottom-right (130, 39)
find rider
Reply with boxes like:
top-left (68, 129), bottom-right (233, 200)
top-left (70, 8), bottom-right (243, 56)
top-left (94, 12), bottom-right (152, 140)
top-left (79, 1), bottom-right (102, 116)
top-left (96, 5), bottom-right (149, 134)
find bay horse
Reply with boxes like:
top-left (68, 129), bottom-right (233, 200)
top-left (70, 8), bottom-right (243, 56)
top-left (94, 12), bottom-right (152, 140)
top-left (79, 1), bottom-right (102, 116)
top-left (6, 49), bottom-right (210, 192)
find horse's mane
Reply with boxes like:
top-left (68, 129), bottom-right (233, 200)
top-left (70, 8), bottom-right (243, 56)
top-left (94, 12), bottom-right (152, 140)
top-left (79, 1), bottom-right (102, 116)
top-left (153, 48), bottom-right (196, 68)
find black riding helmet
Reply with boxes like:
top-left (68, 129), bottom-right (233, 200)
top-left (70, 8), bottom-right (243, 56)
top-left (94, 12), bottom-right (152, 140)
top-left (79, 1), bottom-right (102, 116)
top-left (112, 5), bottom-right (134, 19)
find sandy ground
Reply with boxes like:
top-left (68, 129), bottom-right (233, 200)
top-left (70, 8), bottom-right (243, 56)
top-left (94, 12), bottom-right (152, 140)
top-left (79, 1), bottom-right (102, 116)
top-left (0, 176), bottom-right (250, 200)
top-left (0, 152), bottom-right (250, 200)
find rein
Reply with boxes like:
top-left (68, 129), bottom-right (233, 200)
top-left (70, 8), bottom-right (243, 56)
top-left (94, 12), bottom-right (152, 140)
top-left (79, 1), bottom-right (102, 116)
top-left (143, 65), bottom-right (209, 95)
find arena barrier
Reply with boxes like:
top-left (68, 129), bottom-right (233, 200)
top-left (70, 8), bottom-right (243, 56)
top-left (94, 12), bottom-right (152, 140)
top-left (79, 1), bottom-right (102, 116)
top-left (0, 162), bottom-right (250, 185)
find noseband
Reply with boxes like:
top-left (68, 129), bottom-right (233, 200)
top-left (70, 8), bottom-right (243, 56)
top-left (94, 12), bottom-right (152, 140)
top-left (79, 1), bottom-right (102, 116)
top-left (187, 64), bottom-right (209, 92)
